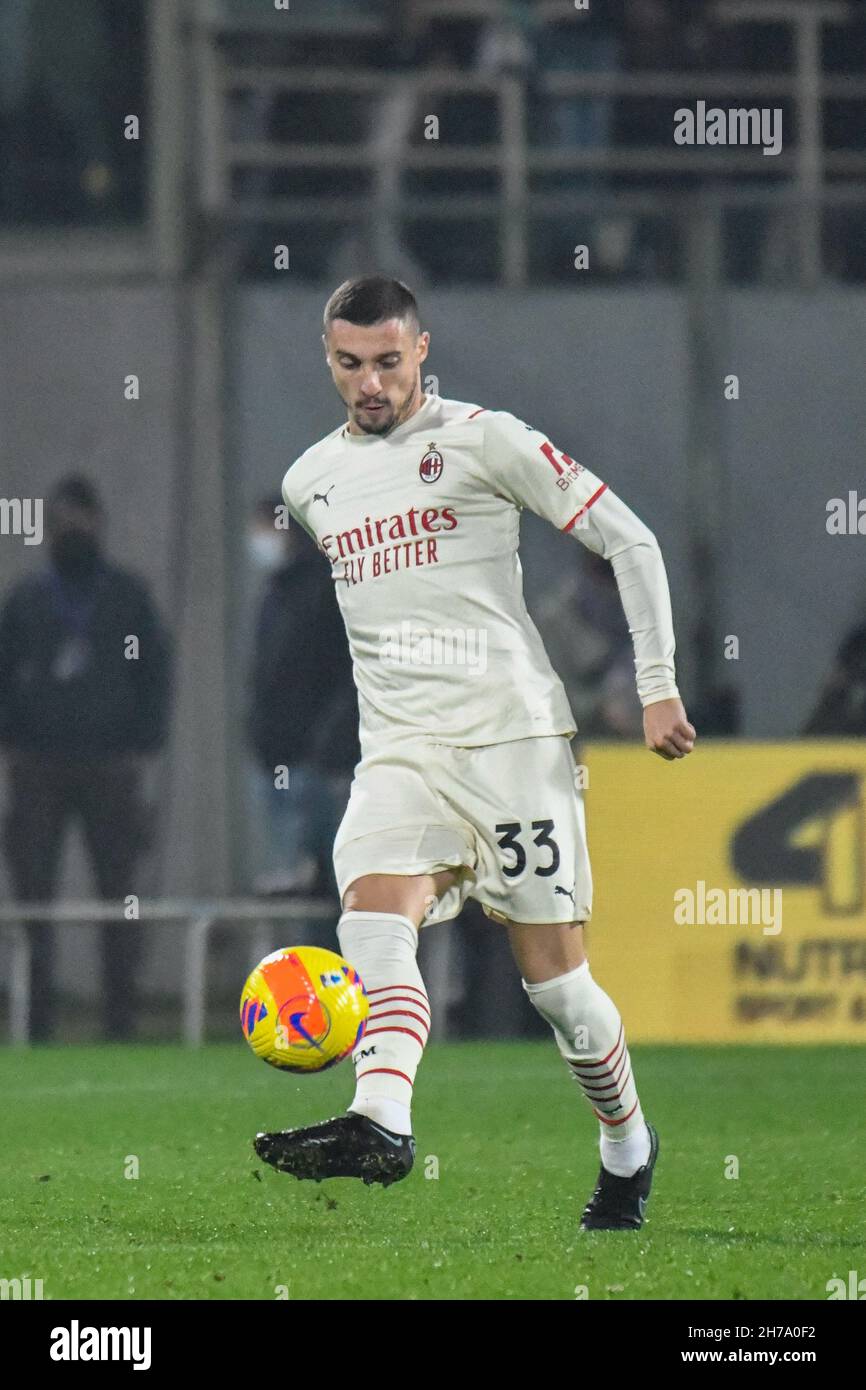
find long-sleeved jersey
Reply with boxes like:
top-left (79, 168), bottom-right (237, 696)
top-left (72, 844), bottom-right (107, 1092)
top-left (281, 394), bottom-right (680, 753)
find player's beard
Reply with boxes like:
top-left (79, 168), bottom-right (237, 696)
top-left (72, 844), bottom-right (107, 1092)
top-left (353, 381), bottom-right (420, 437)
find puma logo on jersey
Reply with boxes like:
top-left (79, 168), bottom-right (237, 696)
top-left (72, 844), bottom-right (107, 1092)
top-left (312, 484), bottom-right (335, 506)
top-left (555, 884), bottom-right (576, 905)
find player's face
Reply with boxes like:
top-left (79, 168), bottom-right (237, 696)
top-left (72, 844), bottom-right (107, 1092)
top-left (324, 317), bottom-right (430, 436)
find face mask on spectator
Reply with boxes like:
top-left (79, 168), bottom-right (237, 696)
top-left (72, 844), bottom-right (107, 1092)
top-left (50, 529), bottom-right (102, 577)
top-left (248, 531), bottom-right (286, 572)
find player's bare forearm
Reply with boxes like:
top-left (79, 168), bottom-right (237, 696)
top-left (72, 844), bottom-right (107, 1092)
top-left (643, 697), bottom-right (696, 760)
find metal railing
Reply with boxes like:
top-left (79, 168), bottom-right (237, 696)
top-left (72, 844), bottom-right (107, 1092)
top-left (0, 898), bottom-right (457, 1046)
top-left (3, 0), bottom-right (862, 284)
top-left (193, 0), bottom-right (865, 286)
top-left (0, 899), bottom-right (331, 1047)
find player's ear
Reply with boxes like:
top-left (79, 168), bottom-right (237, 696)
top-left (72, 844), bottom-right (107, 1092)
top-left (321, 331), bottom-right (332, 367)
top-left (417, 331), bottom-right (430, 363)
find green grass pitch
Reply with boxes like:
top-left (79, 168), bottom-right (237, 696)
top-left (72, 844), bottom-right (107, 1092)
top-left (1, 1042), bottom-right (863, 1301)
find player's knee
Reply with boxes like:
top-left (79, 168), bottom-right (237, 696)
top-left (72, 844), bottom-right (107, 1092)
top-left (342, 875), bottom-right (420, 924)
top-left (341, 870), bottom-right (454, 927)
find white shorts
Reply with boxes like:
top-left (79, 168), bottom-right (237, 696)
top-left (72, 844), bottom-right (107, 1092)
top-left (333, 734), bottom-right (592, 925)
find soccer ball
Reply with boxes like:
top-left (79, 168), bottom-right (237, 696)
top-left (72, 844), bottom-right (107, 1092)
top-left (239, 945), bottom-right (368, 1073)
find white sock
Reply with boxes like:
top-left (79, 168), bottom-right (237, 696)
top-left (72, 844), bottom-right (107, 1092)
top-left (337, 911), bottom-right (430, 1137)
top-left (351, 1096), bottom-right (413, 1136)
top-left (523, 961), bottom-right (650, 1177)
top-left (600, 1123), bottom-right (651, 1178)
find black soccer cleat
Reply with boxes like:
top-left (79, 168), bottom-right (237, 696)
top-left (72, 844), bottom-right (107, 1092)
top-left (253, 1111), bottom-right (416, 1188)
top-left (580, 1123), bottom-right (660, 1231)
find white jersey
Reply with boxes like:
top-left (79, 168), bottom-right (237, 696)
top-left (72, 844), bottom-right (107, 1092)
top-left (281, 394), bottom-right (679, 753)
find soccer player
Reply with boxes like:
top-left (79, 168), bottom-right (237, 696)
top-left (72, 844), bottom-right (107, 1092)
top-left (254, 277), bottom-right (695, 1230)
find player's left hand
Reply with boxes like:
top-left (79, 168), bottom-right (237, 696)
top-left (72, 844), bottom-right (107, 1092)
top-left (643, 697), bottom-right (696, 761)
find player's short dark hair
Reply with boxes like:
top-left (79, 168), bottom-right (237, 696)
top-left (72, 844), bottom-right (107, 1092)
top-left (48, 474), bottom-right (103, 517)
top-left (323, 275), bottom-right (420, 335)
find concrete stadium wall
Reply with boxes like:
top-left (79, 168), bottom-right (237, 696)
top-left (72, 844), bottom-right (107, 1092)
top-left (723, 291), bottom-right (866, 735)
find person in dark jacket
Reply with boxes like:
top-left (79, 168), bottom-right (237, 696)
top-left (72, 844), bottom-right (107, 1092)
top-left (0, 474), bottom-right (172, 1040)
top-left (247, 500), bottom-right (359, 901)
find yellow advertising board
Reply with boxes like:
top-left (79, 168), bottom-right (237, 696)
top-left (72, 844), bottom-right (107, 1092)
top-left (582, 741), bottom-right (866, 1043)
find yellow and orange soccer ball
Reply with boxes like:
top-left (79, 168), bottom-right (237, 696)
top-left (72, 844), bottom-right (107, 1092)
top-left (239, 945), bottom-right (369, 1073)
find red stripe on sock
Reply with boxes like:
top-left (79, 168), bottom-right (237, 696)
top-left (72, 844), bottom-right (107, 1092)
top-left (571, 1048), bottom-right (629, 1091)
top-left (576, 1071), bottom-right (623, 1093)
top-left (365, 994), bottom-right (431, 1019)
top-left (368, 985), bottom-right (429, 1001)
top-left (569, 1057), bottom-right (625, 1088)
top-left (611, 1048), bottom-right (629, 1085)
top-left (583, 1069), bottom-right (633, 1108)
top-left (568, 1028), bottom-right (625, 1074)
top-left (356, 1067), bottom-right (413, 1087)
top-left (580, 1080), bottom-right (625, 1100)
top-left (368, 1008), bottom-right (430, 1033)
top-left (594, 1098), bottom-right (639, 1128)
top-left (579, 1067), bottom-right (633, 1101)
top-left (362, 1025), bottom-right (426, 1049)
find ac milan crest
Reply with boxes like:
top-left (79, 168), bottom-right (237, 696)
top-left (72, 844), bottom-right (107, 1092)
top-left (419, 443), bottom-right (443, 483)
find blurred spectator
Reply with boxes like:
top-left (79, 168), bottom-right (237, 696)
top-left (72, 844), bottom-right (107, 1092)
top-left (802, 625), bottom-right (866, 736)
top-left (0, 476), bottom-right (172, 1040)
top-left (246, 501), bottom-right (359, 903)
